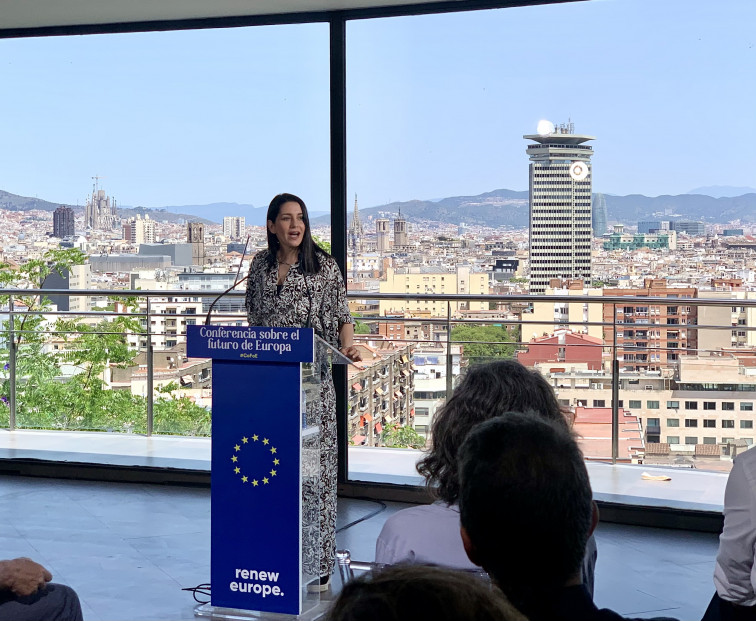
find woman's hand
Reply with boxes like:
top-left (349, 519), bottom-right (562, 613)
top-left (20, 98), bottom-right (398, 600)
top-left (340, 345), bottom-right (362, 362)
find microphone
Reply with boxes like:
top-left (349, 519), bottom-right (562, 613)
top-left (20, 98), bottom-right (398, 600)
top-left (204, 236), bottom-right (250, 326)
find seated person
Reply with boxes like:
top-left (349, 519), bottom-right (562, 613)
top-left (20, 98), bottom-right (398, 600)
top-left (0, 557), bottom-right (83, 621)
top-left (709, 443), bottom-right (756, 619)
top-left (457, 413), bottom-right (678, 621)
top-left (375, 359), bottom-right (597, 595)
top-left (325, 564), bottom-right (526, 621)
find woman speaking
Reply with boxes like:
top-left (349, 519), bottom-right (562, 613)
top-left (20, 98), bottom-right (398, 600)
top-left (245, 192), bottom-right (361, 592)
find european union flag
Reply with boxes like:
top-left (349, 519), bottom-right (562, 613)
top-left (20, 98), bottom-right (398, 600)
top-left (230, 433), bottom-right (282, 488)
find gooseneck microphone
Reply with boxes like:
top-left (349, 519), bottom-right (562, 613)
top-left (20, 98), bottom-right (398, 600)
top-left (204, 236), bottom-right (250, 326)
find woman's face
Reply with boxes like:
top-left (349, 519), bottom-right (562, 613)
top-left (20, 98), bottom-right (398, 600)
top-left (268, 201), bottom-right (306, 254)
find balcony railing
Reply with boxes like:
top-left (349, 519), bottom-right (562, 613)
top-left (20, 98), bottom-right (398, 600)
top-left (0, 287), bottom-right (754, 481)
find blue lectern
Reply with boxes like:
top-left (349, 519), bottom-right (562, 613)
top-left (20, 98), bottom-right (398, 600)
top-left (187, 325), bottom-right (327, 619)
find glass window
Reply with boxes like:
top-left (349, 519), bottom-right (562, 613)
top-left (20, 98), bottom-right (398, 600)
top-left (667, 401), bottom-right (680, 409)
top-left (722, 402), bottom-right (735, 411)
top-left (685, 401), bottom-right (698, 410)
top-left (629, 400), bottom-right (642, 409)
top-left (722, 420), bottom-right (735, 429)
top-left (667, 436), bottom-right (680, 444)
top-left (703, 402), bottom-right (716, 411)
top-left (685, 419), bottom-right (698, 428)
top-left (684, 436), bottom-right (698, 445)
top-left (647, 418), bottom-right (660, 427)
top-left (703, 419), bottom-right (716, 428)
top-left (646, 400), bottom-right (660, 409)
top-left (593, 399), bottom-right (606, 408)
top-left (741, 420), bottom-right (753, 429)
top-left (741, 402), bottom-right (754, 411)
top-left (703, 437), bottom-right (717, 445)
top-left (666, 418), bottom-right (679, 427)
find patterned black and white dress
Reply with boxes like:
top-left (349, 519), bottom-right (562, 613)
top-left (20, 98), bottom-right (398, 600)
top-left (245, 249), bottom-right (353, 578)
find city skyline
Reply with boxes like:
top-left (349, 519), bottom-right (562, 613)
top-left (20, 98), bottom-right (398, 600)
top-left (0, 0), bottom-right (753, 213)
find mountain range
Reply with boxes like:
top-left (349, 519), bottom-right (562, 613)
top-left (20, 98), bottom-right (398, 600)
top-left (2, 187), bottom-right (756, 229)
top-left (314, 189), bottom-right (756, 229)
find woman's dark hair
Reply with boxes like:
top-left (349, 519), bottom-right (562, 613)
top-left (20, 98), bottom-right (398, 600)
top-left (326, 565), bottom-right (525, 621)
top-left (265, 192), bottom-right (327, 274)
top-left (416, 359), bottom-right (568, 505)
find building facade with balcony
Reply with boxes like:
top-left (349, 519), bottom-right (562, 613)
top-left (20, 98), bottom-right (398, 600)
top-left (378, 265), bottom-right (488, 316)
top-left (538, 356), bottom-right (756, 468)
top-left (128, 297), bottom-right (203, 350)
top-left (347, 341), bottom-right (414, 447)
top-left (603, 279), bottom-right (697, 372)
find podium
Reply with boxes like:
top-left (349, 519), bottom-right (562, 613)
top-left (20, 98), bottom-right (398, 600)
top-left (187, 324), bottom-right (345, 619)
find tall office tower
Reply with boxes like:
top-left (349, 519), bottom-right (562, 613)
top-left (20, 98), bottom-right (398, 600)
top-left (347, 194), bottom-right (364, 256)
top-left (222, 216), bottom-right (246, 240)
top-left (53, 206), bottom-right (75, 238)
top-left (393, 210), bottom-right (408, 248)
top-left (592, 193), bottom-right (608, 237)
top-left (85, 178), bottom-right (118, 230)
top-left (376, 219), bottom-right (390, 253)
top-left (187, 222), bottom-right (206, 266)
top-left (525, 121), bottom-right (595, 295)
top-left (123, 214), bottom-right (156, 245)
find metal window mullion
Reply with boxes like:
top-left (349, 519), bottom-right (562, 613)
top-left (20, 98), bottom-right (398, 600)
top-left (611, 303), bottom-right (619, 463)
top-left (330, 15), bottom-right (349, 484)
top-left (8, 295), bottom-right (16, 431)
top-left (146, 297), bottom-right (154, 436)
top-left (446, 301), bottom-right (453, 398)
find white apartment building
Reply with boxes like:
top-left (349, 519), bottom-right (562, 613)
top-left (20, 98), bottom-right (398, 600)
top-left (223, 217), bottom-right (246, 240)
top-left (378, 265), bottom-right (489, 316)
top-left (123, 215), bottom-right (156, 245)
top-left (128, 296), bottom-right (203, 350)
top-left (540, 356), bottom-right (756, 454)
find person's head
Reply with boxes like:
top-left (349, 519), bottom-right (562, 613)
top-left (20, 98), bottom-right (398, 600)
top-left (458, 414), bottom-right (597, 617)
top-left (326, 564), bottom-right (526, 621)
top-left (265, 192), bottom-right (324, 273)
top-left (416, 359), bottom-right (567, 504)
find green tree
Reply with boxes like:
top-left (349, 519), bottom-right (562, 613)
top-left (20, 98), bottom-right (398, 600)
top-left (382, 424), bottom-right (426, 449)
top-left (312, 235), bottom-right (331, 254)
top-left (352, 313), bottom-right (371, 335)
top-left (0, 251), bottom-right (212, 436)
top-left (451, 324), bottom-right (517, 364)
top-left (354, 321), bottom-right (371, 335)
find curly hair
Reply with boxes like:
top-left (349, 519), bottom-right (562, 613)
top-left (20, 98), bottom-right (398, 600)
top-left (416, 359), bottom-right (567, 504)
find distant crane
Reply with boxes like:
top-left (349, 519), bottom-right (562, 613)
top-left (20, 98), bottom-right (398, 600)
top-left (91, 174), bottom-right (105, 195)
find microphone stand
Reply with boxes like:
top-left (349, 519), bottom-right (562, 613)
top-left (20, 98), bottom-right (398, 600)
top-left (204, 236), bottom-right (250, 326)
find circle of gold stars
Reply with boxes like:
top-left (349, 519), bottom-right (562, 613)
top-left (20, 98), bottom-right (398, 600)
top-left (232, 434), bottom-right (280, 488)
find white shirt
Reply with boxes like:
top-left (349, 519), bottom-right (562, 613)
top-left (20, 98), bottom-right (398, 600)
top-left (375, 502), bottom-right (477, 569)
top-left (714, 447), bottom-right (756, 605)
top-left (375, 500), bottom-right (598, 597)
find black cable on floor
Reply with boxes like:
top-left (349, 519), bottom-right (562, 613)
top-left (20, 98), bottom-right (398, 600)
top-left (182, 583), bottom-right (211, 604)
top-left (336, 498), bottom-right (387, 533)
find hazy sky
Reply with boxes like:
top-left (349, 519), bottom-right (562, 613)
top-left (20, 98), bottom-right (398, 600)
top-left (0, 0), bottom-right (754, 214)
